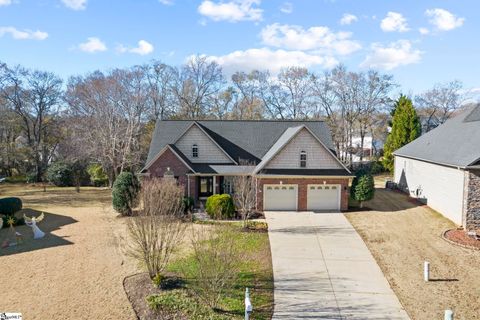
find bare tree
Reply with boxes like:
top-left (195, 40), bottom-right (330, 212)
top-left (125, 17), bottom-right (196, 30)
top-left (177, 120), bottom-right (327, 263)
top-left (124, 178), bottom-right (187, 279)
top-left (416, 80), bottom-right (464, 132)
top-left (233, 174), bottom-right (256, 228)
top-left (171, 56), bottom-right (224, 119)
top-left (187, 225), bottom-right (243, 309)
top-left (0, 64), bottom-right (63, 181)
top-left (142, 61), bottom-right (176, 121)
top-left (278, 66), bottom-right (314, 119)
top-left (230, 70), bottom-right (265, 119)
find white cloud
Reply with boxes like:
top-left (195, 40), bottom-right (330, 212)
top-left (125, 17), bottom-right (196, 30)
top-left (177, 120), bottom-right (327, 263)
top-left (158, 0), bottom-right (174, 5)
top-left (205, 48), bottom-right (338, 75)
top-left (78, 37), bottom-right (107, 53)
top-left (419, 27), bottom-right (430, 35)
top-left (425, 8), bottom-right (464, 31)
top-left (380, 11), bottom-right (409, 32)
top-left (340, 13), bottom-right (358, 25)
top-left (360, 40), bottom-right (422, 70)
top-left (117, 40), bottom-right (154, 56)
top-left (260, 23), bottom-right (361, 55)
top-left (0, 27), bottom-right (48, 40)
top-left (61, 0), bottom-right (87, 10)
top-left (198, 0), bottom-right (263, 22)
top-left (0, 0), bottom-right (12, 7)
top-left (280, 2), bottom-right (292, 14)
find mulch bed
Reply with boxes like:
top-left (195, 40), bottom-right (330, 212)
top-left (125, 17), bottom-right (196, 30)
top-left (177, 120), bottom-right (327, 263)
top-left (123, 272), bottom-right (187, 320)
top-left (443, 229), bottom-right (480, 250)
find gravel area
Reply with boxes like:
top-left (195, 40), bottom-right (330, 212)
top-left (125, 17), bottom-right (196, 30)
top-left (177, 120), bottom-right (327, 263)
top-left (0, 185), bottom-right (138, 320)
top-left (346, 187), bottom-right (480, 320)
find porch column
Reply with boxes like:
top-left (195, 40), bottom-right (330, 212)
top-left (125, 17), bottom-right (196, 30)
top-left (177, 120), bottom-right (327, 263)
top-left (213, 176), bottom-right (216, 195)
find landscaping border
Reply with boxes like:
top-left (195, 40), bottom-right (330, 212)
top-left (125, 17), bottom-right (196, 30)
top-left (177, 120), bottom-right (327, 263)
top-left (441, 229), bottom-right (480, 251)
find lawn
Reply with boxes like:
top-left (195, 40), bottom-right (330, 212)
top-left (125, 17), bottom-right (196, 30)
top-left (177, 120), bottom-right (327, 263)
top-left (0, 183), bottom-right (138, 320)
top-left (346, 185), bottom-right (480, 320)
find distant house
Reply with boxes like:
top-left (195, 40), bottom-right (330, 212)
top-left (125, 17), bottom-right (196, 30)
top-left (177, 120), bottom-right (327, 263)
top-left (393, 104), bottom-right (480, 229)
top-left (142, 120), bottom-right (353, 212)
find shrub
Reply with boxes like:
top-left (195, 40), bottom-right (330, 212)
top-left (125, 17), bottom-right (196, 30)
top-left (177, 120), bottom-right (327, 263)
top-left (185, 226), bottom-right (244, 309)
top-left (26, 172), bottom-right (37, 183)
top-left (87, 164), bottom-right (109, 187)
top-left (182, 196), bottom-right (194, 214)
top-left (205, 194), bottom-right (235, 220)
top-left (353, 174), bottom-right (375, 208)
top-left (2, 215), bottom-right (25, 229)
top-left (46, 162), bottom-right (73, 186)
top-left (112, 172), bottom-right (140, 216)
top-left (152, 273), bottom-right (164, 288)
top-left (0, 197), bottom-right (23, 215)
top-left (370, 161), bottom-right (385, 175)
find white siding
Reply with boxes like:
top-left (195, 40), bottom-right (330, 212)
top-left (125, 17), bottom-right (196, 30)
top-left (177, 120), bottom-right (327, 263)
top-left (266, 128), bottom-right (343, 169)
top-left (175, 125), bottom-right (232, 163)
top-left (394, 156), bottom-right (465, 225)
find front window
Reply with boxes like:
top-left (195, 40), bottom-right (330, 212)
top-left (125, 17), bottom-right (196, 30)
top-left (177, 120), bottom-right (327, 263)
top-left (198, 177), bottom-right (213, 197)
top-left (300, 151), bottom-right (307, 168)
top-left (192, 144), bottom-right (198, 158)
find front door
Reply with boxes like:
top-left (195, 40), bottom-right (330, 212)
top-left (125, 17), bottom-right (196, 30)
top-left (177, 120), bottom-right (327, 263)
top-left (198, 176), bottom-right (213, 198)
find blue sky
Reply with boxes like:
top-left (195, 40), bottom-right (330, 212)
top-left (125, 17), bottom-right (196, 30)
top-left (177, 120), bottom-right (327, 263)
top-left (0, 0), bottom-right (478, 93)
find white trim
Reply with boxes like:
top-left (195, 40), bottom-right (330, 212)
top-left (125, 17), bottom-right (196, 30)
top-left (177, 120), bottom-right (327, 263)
top-left (255, 175), bottom-right (354, 179)
top-left (173, 122), bottom-right (238, 164)
top-left (263, 184), bottom-right (298, 211)
top-left (393, 153), bottom-right (468, 170)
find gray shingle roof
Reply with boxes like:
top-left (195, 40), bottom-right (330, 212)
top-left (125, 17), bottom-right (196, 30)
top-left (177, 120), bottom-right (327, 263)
top-left (394, 103), bottom-right (480, 168)
top-left (146, 120), bottom-right (336, 167)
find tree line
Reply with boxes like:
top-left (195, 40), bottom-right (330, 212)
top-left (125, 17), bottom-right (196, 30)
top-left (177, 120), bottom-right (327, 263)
top-left (0, 57), bottom-right (467, 185)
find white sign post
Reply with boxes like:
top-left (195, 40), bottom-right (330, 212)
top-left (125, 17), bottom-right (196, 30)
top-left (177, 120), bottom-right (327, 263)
top-left (424, 261), bottom-right (430, 282)
top-left (245, 287), bottom-right (253, 320)
top-left (444, 309), bottom-right (454, 320)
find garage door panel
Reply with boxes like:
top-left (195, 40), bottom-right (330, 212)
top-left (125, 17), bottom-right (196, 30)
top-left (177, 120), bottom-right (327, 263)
top-left (264, 184), bottom-right (297, 211)
top-left (307, 184), bottom-right (340, 211)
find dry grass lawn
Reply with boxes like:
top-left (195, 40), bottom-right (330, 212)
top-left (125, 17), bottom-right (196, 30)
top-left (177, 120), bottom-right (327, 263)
top-left (0, 184), bottom-right (138, 320)
top-left (347, 185), bottom-right (480, 320)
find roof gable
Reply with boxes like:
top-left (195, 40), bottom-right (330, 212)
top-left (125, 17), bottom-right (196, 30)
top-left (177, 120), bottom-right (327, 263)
top-left (145, 120), bottom-right (336, 167)
top-left (394, 103), bottom-right (480, 168)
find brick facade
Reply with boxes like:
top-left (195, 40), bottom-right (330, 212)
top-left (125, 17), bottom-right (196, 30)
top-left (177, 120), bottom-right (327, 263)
top-left (464, 170), bottom-right (480, 230)
top-left (256, 177), bottom-right (350, 211)
top-left (147, 148), bottom-right (191, 195)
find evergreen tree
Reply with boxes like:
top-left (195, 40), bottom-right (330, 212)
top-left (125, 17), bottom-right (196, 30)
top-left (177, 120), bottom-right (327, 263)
top-left (383, 95), bottom-right (421, 172)
top-left (354, 174), bottom-right (375, 208)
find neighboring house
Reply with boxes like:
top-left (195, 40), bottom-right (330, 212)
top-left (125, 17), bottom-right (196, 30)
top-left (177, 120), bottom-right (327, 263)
top-left (142, 120), bottom-right (353, 212)
top-left (350, 136), bottom-right (384, 163)
top-left (393, 103), bottom-right (480, 230)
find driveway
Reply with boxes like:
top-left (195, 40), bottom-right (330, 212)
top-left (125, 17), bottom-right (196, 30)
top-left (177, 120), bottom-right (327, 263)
top-left (265, 211), bottom-right (410, 319)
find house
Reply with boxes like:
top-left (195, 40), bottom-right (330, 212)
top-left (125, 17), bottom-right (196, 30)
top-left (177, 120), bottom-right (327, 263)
top-left (393, 103), bottom-right (480, 230)
top-left (142, 120), bottom-right (353, 212)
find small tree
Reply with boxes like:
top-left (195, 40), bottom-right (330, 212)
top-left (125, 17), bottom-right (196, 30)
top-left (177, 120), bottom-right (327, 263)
top-left (112, 172), bottom-right (140, 216)
top-left (46, 162), bottom-right (73, 187)
top-left (125, 178), bottom-right (186, 279)
top-left (383, 95), bottom-right (421, 172)
top-left (354, 174), bottom-right (375, 208)
top-left (233, 175), bottom-right (256, 228)
top-left (187, 226), bottom-right (244, 309)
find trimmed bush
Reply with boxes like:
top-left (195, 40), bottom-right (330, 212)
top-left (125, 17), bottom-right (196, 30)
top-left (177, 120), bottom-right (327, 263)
top-left (0, 197), bottom-right (23, 215)
top-left (205, 194), bottom-right (235, 220)
top-left (112, 172), bottom-right (140, 216)
top-left (370, 161), bottom-right (385, 175)
top-left (353, 174), bottom-right (375, 208)
top-left (46, 162), bottom-right (73, 186)
top-left (87, 164), bottom-right (109, 187)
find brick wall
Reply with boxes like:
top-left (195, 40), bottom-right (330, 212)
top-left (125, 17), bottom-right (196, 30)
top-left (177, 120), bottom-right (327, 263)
top-left (147, 148), bottom-right (191, 195)
top-left (464, 170), bottom-right (480, 230)
top-left (256, 177), bottom-right (350, 211)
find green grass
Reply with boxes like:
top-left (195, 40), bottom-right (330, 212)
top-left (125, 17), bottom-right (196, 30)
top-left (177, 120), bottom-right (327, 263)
top-left (149, 225), bottom-right (274, 319)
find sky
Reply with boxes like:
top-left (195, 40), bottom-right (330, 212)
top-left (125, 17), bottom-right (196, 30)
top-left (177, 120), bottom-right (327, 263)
top-left (0, 0), bottom-right (479, 94)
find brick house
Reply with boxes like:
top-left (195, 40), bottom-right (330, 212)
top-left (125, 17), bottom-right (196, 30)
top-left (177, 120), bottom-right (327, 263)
top-left (141, 120), bottom-right (353, 212)
top-left (393, 103), bottom-right (480, 230)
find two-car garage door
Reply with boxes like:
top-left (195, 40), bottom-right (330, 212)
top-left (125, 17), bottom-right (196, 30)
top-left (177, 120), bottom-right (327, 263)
top-left (263, 184), bottom-right (341, 211)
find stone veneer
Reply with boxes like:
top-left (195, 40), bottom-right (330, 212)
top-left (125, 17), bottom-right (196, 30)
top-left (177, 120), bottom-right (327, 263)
top-left (464, 169), bottom-right (480, 230)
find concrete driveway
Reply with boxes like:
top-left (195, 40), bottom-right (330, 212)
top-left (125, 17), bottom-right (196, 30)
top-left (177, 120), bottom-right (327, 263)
top-left (265, 211), bottom-right (410, 319)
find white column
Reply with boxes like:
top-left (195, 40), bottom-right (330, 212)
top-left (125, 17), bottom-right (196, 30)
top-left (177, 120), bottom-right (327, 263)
top-left (213, 176), bottom-right (216, 194)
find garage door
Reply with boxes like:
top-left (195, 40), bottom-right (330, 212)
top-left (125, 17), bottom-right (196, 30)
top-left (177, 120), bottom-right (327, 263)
top-left (264, 184), bottom-right (297, 211)
top-left (307, 184), bottom-right (341, 211)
